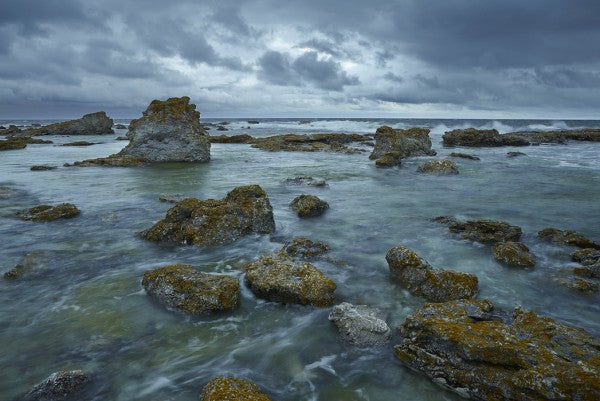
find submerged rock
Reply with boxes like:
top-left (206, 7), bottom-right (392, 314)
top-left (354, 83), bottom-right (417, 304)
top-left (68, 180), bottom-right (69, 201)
top-left (571, 248), bottom-right (600, 265)
top-left (369, 126), bottom-right (436, 160)
top-left (251, 133), bottom-right (369, 154)
top-left (328, 302), bottom-right (391, 346)
top-left (573, 264), bottom-right (600, 279)
top-left (492, 241), bottom-right (535, 267)
top-left (280, 237), bottom-right (330, 259)
top-left (449, 152), bottom-right (480, 160)
top-left (26, 112), bottom-right (113, 136)
top-left (538, 227), bottom-right (600, 249)
top-left (117, 96), bottom-right (210, 162)
top-left (395, 299), bottom-right (600, 401)
top-left (0, 136), bottom-right (52, 151)
top-left (30, 165), bottom-right (56, 171)
top-left (114, 124), bottom-right (127, 129)
top-left (417, 159), bottom-right (459, 174)
top-left (60, 141), bottom-right (96, 146)
top-left (282, 176), bottom-right (328, 187)
top-left (438, 217), bottom-right (522, 244)
top-left (65, 155), bottom-right (147, 167)
top-left (200, 377), bottom-right (271, 401)
top-left (142, 264), bottom-right (239, 315)
top-left (242, 252), bottom-right (336, 306)
top-left (290, 194), bottom-right (329, 218)
top-left (374, 151), bottom-right (402, 167)
top-left (17, 203), bottom-right (80, 222)
top-left (3, 252), bottom-right (46, 280)
top-left (209, 134), bottom-right (253, 143)
top-left (142, 185), bottom-right (275, 246)
top-left (506, 151), bottom-right (526, 157)
top-left (20, 370), bottom-right (91, 401)
top-left (442, 128), bottom-right (529, 147)
top-left (386, 246), bottom-right (478, 302)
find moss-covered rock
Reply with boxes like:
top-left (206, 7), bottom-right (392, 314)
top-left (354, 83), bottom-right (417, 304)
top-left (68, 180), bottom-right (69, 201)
top-left (142, 185), bottom-right (275, 246)
top-left (200, 377), bottom-right (271, 401)
top-left (142, 264), bottom-right (239, 315)
top-left (60, 141), bottom-right (97, 146)
top-left (30, 165), bottom-right (57, 171)
top-left (438, 217), bottom-right (522, 244)
top-left (22, 112), bottom-right (113, 135)
top-left (375, 151), bottom-right (402, 167)
top-left (251, 133), bottom-right (369, 154)
top-left (395, 299), bottom-right (600, 400)
top-left (243, 252), bottom-right (336, 306)
top-left (417, 159), bottom-right (459, 174)
top-left (0, 136), bottom-right (52, 151)
top-left (3, 252), bottom-right (46, 280)
top-left (386, 246), bottom-right (478, 302)
top-left (328, 302), bottom-right (391, 346)
top-left (369, 126), bottom-right (435, 160)
top-left (449, 152), bottom-right (480, 160)
top-left (280, 237), bottom-right (330, 259)
top-left (209, 134), bottom-right (254, 143)
top-left (65, 155), bottom-right (148, 167)
top-left (492, 241), bottom-right (536, 268)
top-left (506, 151), bottom-right (526, 157)
top-left (282, 176), bottom-right (328, 187)
top-left (539, 227), bottom-right (600, 249)
top-left (571, 248), bottom-right (600, 266)
top-left (443, 128), bottom-right (529, 147)
top-left (20, 370), bottom-right (91, 401)
top-left (573, 264), bottom-right (600, 279)
top-left (290, 194), bottom-right (329, 218)
top-left (17, 203), bottom-right (80, 222)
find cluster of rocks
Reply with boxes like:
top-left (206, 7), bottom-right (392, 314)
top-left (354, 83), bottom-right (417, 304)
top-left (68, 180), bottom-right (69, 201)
top-left (443, 127), bottom-right (600, 147)
top-left (369, 126), bottom-right (436, 167)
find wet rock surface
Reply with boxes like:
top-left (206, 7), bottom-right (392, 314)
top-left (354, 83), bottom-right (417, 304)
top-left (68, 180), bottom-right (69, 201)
top-left (374, 151), bottom-right (403, 167)
top-left (251, 133), bottom-right (369, 154)
top-left (282, 176), bottom-right (328, 187)
top-left (142, 264), bottom-right (239, 315)
top-left (209, 134), bottom-right (253, 143)
top-left (395, 299), bottom-right (600, 400)
top-left (443, 128), bottom-right (529, 147)
top-left (506, 128), bottom-right (600, 143)
top-left (20, 370), bottom-right (91, 401)
top-left (142, 185), bottom-right (275, 246)
top-left (437, 217), bottom-right (522, 244)
top-left (24, 112), bottom-right (113, 136)
top-left (328, 302), bottom-right (391, 346)
top-left (0, 137), bottom-right (52, 151)
top-left (538, 227), bottom-right (600, 249)
top-left (369, 126), bottom-right (435, 160)
top-left (65, 155), bottom-right (147, 167)
top-left (17, 203), bottom-right (80, 222)
top-left (449, 152), bottom-right (480, 160)
top-left (417, 159), bottom-right (459, 174)
top-left (30, 165), bottom-right (57, 171)
top-left (200, 377), bottom-right (271, 401)
top-left (3, 252), bottom-right (46, 280)
top-left (280, 237), bottom-right (330, 259)
top-left (571, 248), bottom-right (600, 265)
top-left (290, 194), bottom-right (329, 218)
top-left (492, 241), bottom-right (536, 268)
top-left (506, 151), bottom-right (526, 157)
top-left (386, 246), bottom-right (478, 302)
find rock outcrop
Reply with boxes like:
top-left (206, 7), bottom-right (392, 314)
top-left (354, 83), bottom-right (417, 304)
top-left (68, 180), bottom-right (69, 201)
top-left (492, 241), bottom-right (535, 268)
top-left (26, 112), bottom-right (113, 136)
top-left (436, 217), bottom-right (522, 244)
top-left (395, 298), bottom-right (600, 400)
top-left (30, 165), bottom-right (56, 171)
top-left (290, 194), bottom-right (329, 218)
top-left (417, 159), bottom-right (459, 174)
top-left (571, 248), bottom-right (600, 265)
top-left (374, 151), bottom-right (403, 167)
top-left (280, 237), bottom-right (330, 259)
top-left (242, 252), bottom-right (336, 306)
top-left (251, 133), bottom-right (369, 154)
top-left (506, 151), bottom-right (526, 158)
top-left (61, 141), bottom-right (96, 146)
top-left (17, 203), bottom-right (80, 222)
top-left (328, 302), bottom-right (391, 346)
top-left (142, 185), bottom-right (275, 246)
top-left (443, 128), bottom-right (529, 147)
top-left (20, 370), bottom-right (91, 401)
top-left (538, 227), bottom-right (600, 249)
top-left (369, 126), bottom-right (436, 162)
top-left (282, 176), bottom-right (328, 187)
top-left (0, 136), bottom-right (52, 151)
top-left (209, 134), bottom-right (253, 143)
top-left (386, 246), bottom-right (478, 302)
top-left (200, 377), bottom-right (271, 401)
top-left (142, 264), bottom-right (239, 315)
top-left (506, 129), bottom-right (600, 143)
top-left (449, 152), bottom-right (480, 160)
top-left (65, 155), bottom-right (147, 167)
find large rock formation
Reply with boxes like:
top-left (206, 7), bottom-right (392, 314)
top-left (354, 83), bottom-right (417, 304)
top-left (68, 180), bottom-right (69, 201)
top-left (142, 264), bottom-right (239, 315)
top-left (395, 298), bottom-right (600, 400)
top-left (328, 302), bottom-right (391, 346)
top-left (289, 194), bottom-right (329, 218)
top-left (200, 377), bottom-right (271, 401)
top-left (117, 96), bottom-right (210, 162)
top-left (20, 370), bottom-right (91, 401)
top-left (17, 203), bottom-right (80, 222)
top-left (369, 126), bottom-right (436, 161)
top-left (386, 246), bottom-right (478, 302)
top-left (25, 112), bottom-right (113, 136)
top-left (538, 227), bottom-right (600, 249)
top-left (142, 185), bottom-right (275, 246)
top-left (436, 217), bottom-right (522, 244)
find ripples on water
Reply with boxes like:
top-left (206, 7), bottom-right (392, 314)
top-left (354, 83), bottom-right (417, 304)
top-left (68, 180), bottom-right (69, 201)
top-left (0, 118), bottom-right (599, 400)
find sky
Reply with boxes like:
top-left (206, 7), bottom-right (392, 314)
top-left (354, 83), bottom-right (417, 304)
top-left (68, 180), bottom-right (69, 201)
top-left (1, 0), bottom-right (600, 119)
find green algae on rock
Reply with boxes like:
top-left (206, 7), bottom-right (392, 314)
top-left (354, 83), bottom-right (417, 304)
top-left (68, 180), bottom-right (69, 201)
top-left (17, 203), bottom-right (80, 222)
top-left (290, 194), bottom-right (329, 218)
top-left (417, 159), bottom-right (459, 174)
top-left (369, 126), bottom-right (436, 161)
top-left (538, 227), bottom-right (600, 249)
top-left (251, 133), bottom-right (369, 153)
top-left (281, 237), bottom-right (330, 259)
top-left (242, 252), bottom-right (336, 307)
top-left (395, 298), bottom-right (600, 401)
top-left (20, 370), bottom-right (91, 401)
top-left (571, 248), bottom-right (600, 265)
top-left (142, 185), bottom-right (275, 246)
top-left (386, 246), bottom-right (478, 302)
top-left (374, 151), bottom-right (403, 167)
top-left (437, 217), bottom-right (522, 244)
top-left (200, 377), bottom-right (271, 401)
top-left (142, 264), bottom-right (239, 316)
top-left (492, 241), bottom-right (536, 268)
top-left (65, 155), bottom-right (148, 167)
top-left (21, 112), bottom-right (113, 136)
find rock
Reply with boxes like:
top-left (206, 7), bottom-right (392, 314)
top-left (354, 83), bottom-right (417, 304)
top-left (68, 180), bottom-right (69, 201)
top-left (438, 217), bottom-right (522, 244)
top-left (290, 194), bottom-right (329, 218)
top-left (30, 165), bottom-right (56, 171)
top-left (242, 252), bottom-right (336, 306)
top-left (281, 237), bottom-right (330, 259)
top-left (369, 126), bottom-right (436, 160)
top-left (561, 276), bottom-right (600, 293)
top-left (282, 176), bottom-right (328, 187)
top-left (449, 152), bottom-right (480, 160)
top-left (443, 128), bottom-right (530, 147)
top-left (31, 123), bottom-right (41, 127)
top-left (3, 125), bottom-right (22, 135)
top-left (0, 136), bottom-right (52, 151)
top-left (394, 299), bottom-right (600, 401)
top-left (142, 264), bottom-right (239, 315)
top-left (247, 120), bottom-right (260, 124)
top-left (209, 134), bottom-right (254, 143)
top-left (506, 151), bottom-right (526, 157)
top-left (216, 125), bottom-right (228, 131)
top-left (538, 227), bottom-right (600, 249)
top-left (25, 112), bottom-right (113, 135)
top-left (386, 246), bottom-right (478, 302)
top-left (573, 264), bottom-right (600, 279)
top-left (65, 155), bottom-right (147, 167)
top-left (0, 125), bottom-right (5, 130)
top-left (492, 241), bottom-right (535, 267)
top-left (251, 133), bottom-right (369, 154)
top-left (417, 159), bottom-right (459, 174)
top-left (20, 370), bottom-right (91, 401)
top-left (375, 151), bottom-right (402, 167)
top-left (158, 194), bottom-right (182, 203)
top-left (506, 129), bottom-right (600, 143)
top-left (200, 377), bottom-right (271, 401)
top-left (60, 141), bottom-right (96, 146)
top-left (114, 124), bottom-right (127, 129)
top-left (115, 136), bottom-right (128, 140)
top-left (571, 248), bottom-right (600, 265)
top-left (142, 185), bottom-right (275, 246)
top-left (3, 252), bottom-right (46, 280)
top-left (328, 302), bottom-right (391, 346)
top-left (117, 96), bottom-right (210, 162)
top-left (17, 203), bottom-right (80, 222)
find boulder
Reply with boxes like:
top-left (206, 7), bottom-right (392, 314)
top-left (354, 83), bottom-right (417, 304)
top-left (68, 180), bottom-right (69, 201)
top-left (417, 159), bottom-right (459, 174)
top-left (3, 252), bottom-right (46, 280)
top-left (442, 128), bottom-right (529, 147)
top-left (209, 134), bottom-right (253, 143)
top-left (374, 151), bottom-right (402, 167)
top-left (290, 194), bottom-right (329, 218)
top-left (386, 246), bottom-right (478, 302)
top-left (369, 126), bottom-right (435, 160)
top-left (17, 203), bottom-right (80, 222)
top-left (117, 96), bottom-right (210, 162)
top-left (30, 165), bottom-right (56, 171)
top-left (538, 227), bottom-right (600, 249)
top-left (282, 176), bottom-right (328, 187)
top-left (506, 129), bottom-right (600, 143)
top-left (20, 370), bottom-right (91, 401)
top-left (492, 241), bottom-right (536, 268)
top-left (573, 264), bottom-right (600, 279)
top-left (449, 152), bottom-right (480, 160)
top-left (506, 151), bottom-right (526, 157)
top-left (142, 264), bottom-right (239, 315)
top-left (142, 185), bottom-right (275, 246)
top-left (242, 252), bottom-right (336, 306)
top-left (328, 302), bottom-right (391, 346)
top-left (437, 217), bottom-right (522, 244)
top-left (571, 248), bottom-right (600, 266)
top-left (26, 112), bottom-right (113, 135)
top-left (200, 377), bottom-right (271, 401)
top-left (216, 125), bottom-right (228, 131)
top-left (395, 299), bottom-right (600, 401)
top-left (280, 237), bottom-right (330, 259)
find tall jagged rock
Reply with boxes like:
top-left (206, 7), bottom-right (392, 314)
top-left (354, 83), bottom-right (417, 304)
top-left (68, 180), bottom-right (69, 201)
top-left (369, 126), bottom-right (436, 161)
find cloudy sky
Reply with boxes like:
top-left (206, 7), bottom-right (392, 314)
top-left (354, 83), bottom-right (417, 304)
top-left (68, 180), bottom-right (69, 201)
top-left (1, 0), bottom-right (599, 119)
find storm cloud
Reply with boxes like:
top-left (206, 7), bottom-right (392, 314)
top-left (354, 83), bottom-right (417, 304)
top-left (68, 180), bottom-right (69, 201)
top-left (1, 0), bottom-right (599, 118)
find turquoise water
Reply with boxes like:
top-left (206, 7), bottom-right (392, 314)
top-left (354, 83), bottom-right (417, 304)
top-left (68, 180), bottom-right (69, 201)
top-left (1, 120), bottom-right (599, 400)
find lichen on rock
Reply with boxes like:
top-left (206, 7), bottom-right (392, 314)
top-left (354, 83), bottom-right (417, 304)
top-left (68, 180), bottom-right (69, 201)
top-left (437, 216), bottom-right (522, 244)
top-left (328, 302), bottom-right (391, 346)
top-left (417, 159), bottom-right (459, 174)
top-left (17, 203), bottom-right (80, 222)
top-left (281, 237), bottom-right (330, 259)
top-left (20, 370), bottom-right (91, 401)
top-left (290, 194), bottom-right (329, 218)
top-left (200, 377), bottom-right (271, 401)
top-left (492, 241), bottom-right (536, 268)
top-left (369, 126), bottom-right (436, 161)
top-left (539, 227), bottom-right (600, 249)
top-left (443, 128), bottom-right (529, 147)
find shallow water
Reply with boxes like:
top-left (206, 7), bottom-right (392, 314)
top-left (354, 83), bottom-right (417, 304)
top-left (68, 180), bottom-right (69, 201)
top-left (1, 119), bottom-right (599, 400)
